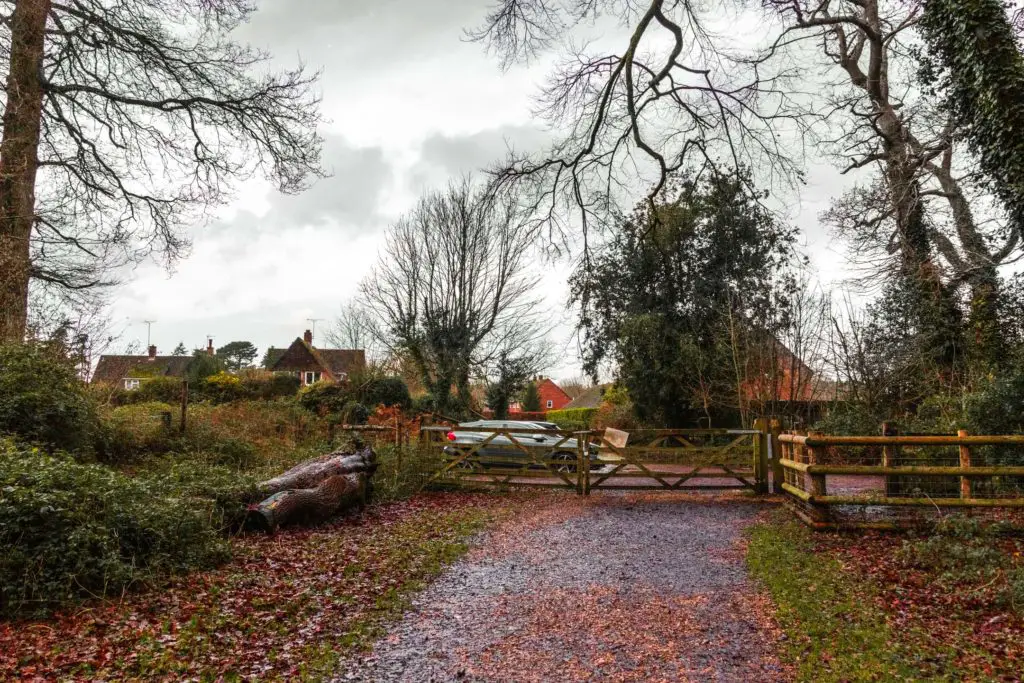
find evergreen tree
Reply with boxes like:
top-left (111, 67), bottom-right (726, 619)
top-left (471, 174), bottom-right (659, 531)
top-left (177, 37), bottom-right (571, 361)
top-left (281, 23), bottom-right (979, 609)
top-left (520, 381), bottom-right (542, 412)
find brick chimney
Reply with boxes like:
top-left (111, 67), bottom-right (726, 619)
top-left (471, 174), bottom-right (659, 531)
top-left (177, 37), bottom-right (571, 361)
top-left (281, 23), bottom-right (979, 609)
top-left (206, 338), bottom-right (215, 356)
top-left (147, 345), bottom-right (157, 360)
top-left (303, 329), bottom-right (313, 345)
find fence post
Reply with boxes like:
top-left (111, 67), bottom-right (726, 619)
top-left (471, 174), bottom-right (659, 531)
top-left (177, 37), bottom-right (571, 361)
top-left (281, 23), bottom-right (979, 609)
top-left (753, 418), bottom-right (769, 494)
top-left (958, 429), bottom-right (972, 499)
top-left (179, 380), bottom-right (188, 435)
top-left (575, 432), bottom-right (585, 495)
top-left (882, 422), bottom-right (898, 496)
top-left (769, 419), bottom-right (783, 494)
top-left (806, 430), bottom-right (829, 521)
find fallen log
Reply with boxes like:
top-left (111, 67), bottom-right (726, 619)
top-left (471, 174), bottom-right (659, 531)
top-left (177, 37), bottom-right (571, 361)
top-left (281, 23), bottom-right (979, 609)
top-left (247, 444), bottom-right (378, 532)
top-left (247, 472), bottom-right (369, 531)
top-left (258, 445), bottom-right (377, 495)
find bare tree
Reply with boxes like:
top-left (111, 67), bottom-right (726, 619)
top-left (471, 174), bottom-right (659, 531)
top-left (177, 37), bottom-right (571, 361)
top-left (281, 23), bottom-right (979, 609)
top-left (558, 374), bottom-right (592, 399)
top-left (0, 0), bottom-right (324, 342)
top-left (361, 178), bottom-right (546, 416)
top-left (327, 300), bottom-right (383, 357)
top-left (468, 0), bottom-right (808, 252)
top-left (765, 0), bottom-right (1020, 365)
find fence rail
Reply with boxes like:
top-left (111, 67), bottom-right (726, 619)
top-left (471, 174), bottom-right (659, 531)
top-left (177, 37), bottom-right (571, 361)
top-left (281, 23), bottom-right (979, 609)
top-left (777, 431), bottom-right (1024, 528)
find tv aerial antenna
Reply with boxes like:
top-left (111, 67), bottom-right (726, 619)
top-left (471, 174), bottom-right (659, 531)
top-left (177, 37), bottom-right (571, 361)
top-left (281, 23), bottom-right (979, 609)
top-left (142, 320), bottom-right (156, 348)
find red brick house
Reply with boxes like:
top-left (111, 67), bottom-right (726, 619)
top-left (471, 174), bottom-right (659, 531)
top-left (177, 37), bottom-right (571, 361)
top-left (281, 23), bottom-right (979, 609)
top-left (510, 376), bottom-right (573, 413)
top-left (264, 330), bottom-right (365, 387)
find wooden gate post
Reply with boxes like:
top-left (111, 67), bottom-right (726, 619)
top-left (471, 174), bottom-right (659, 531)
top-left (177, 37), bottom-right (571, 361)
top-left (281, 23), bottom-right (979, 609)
top-left (958, 429), bottom-right (972, 499)
top-left (806, 431), bottom-right (829, 522)
top-left (769, 419), bottom-right (783, 494)
top-left (753, 418), bottom-right (769, 494)
top-left (575, 432), bottom-right (585, 495)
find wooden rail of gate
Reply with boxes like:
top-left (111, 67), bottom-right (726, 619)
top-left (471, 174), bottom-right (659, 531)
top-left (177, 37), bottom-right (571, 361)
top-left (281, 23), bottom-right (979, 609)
top-left (420, 423), bottom-right (771, 494)
top-left (580, 427), bottom-right (766, 493)
top-left (420, 425), bottom-right (592, 492)
top-left (778, 432), bottom-right (1024, 528)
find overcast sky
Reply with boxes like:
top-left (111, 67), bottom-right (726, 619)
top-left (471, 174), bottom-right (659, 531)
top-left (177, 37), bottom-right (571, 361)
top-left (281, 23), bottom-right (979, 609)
top-left (109, 0), bottom-right (859, 380)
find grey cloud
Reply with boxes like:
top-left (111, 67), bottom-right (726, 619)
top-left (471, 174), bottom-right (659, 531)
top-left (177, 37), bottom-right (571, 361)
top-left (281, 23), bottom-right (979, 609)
top-left (204, 133), bottom-right (391, 244)
top-left (410, 124), bottom-right (552, 191)
top-left (240, 0), bottom-right (488, 70)
top-left (266, 135), bottom-right (391, 226)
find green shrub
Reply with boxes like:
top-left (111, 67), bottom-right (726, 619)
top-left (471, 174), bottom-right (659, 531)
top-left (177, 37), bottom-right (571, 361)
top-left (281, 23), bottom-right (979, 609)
top-left (0, 343), bottom-right (98, 453)
top-left (98, 402), bottom-right (176, 463)
top-left (243, 371), bottom-right (300, 400)
top-left (341, 401), bottom-right (370, 425)
top-left (411, 393), bottom-right (437, 414)
top-left (546, 407), bottom-right (598, 431)
top-left (298, 381), bottom-right (350, 414)
top-left (299, 377), bottom-right (411, 416)
top-left (0, 439), bottom-right (229, 617)
top-left (360, 376), bottom-right (412, 409)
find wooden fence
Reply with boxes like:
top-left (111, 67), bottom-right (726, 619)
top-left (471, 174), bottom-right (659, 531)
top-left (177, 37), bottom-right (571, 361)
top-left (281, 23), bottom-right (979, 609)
top-left (420, 424), bottom-right (770, 494)
top-left (777, 431), bottom-right (1024, 528)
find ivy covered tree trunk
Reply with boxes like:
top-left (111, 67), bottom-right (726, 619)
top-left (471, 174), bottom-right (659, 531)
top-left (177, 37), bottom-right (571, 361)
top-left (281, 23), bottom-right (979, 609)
top-left (920, 0), bottom-right (1024, 239)
top-left (0, 0), bottom-right (51, 342)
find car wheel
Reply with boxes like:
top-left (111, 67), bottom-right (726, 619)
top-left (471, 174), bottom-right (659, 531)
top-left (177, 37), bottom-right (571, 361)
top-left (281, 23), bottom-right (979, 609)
top-left (551, 451), bottom-right (577, 473)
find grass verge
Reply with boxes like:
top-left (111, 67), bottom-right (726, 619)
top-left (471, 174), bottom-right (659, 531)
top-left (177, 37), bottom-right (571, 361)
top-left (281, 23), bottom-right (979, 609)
top-left (745, 510), bottom-right (939, 682)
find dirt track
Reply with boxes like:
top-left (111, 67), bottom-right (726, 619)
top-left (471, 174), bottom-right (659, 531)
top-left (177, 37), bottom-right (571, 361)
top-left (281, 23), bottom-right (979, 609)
top-left (335, 492), bottom-right (788, 682)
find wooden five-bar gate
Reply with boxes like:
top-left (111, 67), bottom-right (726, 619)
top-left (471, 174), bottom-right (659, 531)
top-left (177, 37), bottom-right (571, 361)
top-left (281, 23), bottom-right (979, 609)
top-left (420, 421), bottom-right (773, 494)
top-left (417, 421), bottom-right (1024, 527)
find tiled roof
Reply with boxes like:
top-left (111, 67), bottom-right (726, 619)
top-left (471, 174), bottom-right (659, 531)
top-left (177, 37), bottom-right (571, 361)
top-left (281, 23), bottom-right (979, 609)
top-left (92, 355), bottom-right (192, 383)
top-left (563, 384), bottom-right (611, 410)
top-left (266, 339), bottom-right (365, 379)
top-left (316, 348), bottom-right (365, 377)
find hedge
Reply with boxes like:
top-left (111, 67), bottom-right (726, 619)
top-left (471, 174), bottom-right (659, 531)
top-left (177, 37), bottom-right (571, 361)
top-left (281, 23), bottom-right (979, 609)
top-left (545, 408), bottom-right (598, 430)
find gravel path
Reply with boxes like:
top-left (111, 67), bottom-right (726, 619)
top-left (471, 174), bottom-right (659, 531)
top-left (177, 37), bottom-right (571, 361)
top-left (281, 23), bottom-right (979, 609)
top-left (336, 492), bottom-right (787, 682)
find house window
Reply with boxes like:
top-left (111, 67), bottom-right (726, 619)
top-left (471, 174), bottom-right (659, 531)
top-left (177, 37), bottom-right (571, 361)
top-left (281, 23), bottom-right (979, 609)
top-left (124, 378), bottom-right (141, 390)
top-left (303, 371), bottom-right (321, 385)
top-left (546, 400), bottom-right (554, 409)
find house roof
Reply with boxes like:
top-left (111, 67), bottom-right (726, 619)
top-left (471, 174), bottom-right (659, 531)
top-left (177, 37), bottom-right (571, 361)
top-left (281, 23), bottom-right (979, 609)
top-left (563, 383), bottom-right (611, 410)
top-left (536, 377), bottom-right (572, 402)
top-left (92, 355), bottom-right (192, 384)
top-left (265, 338), bottom-right (365, 379)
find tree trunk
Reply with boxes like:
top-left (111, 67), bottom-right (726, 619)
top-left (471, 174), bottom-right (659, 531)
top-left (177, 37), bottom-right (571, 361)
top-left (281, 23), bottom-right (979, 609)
top-left (248, 473), bottom-right (369, 531)
top-left (0, 0), bottom-right (51, 342)
top-left (258, 446), bottom-right (377, 495)
top-left (248, 445), bottom-right (378, 531)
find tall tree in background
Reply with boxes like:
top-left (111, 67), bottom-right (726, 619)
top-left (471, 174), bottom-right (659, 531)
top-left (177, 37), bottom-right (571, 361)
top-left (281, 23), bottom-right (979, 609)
top-left (216, 340), bottom-right (258, 372)
top-left (486, 350), bottom-right (543, 419)
top-left (764, 0), bottom-right (1009, 372)
top-left (0, 0), bottom-right (323, 342)
top-left (519, 380), bottom-right (541, 413)
top-left (362, 179), bottom-right (545, 417)
top-left (171, 342), bottom-right (188, 357)
top-left (571, 171), bottom-right (800, 427)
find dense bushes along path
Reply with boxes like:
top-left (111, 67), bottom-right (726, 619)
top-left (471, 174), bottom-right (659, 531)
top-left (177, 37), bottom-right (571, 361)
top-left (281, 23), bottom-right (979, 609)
top-left (337, 492), bottom-right (788, 682)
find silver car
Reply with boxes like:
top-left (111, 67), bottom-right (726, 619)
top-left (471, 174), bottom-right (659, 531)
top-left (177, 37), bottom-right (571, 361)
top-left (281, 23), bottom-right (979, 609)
top-left (442, 420), bottom-right (601, 472)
